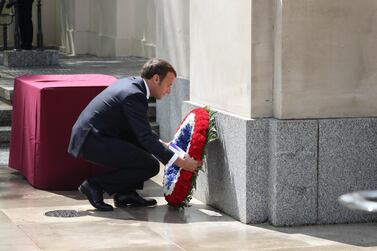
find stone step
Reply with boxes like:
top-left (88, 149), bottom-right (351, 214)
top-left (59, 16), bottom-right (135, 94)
top-left (0, 101), bottom-right (11, 126)
top-left (0, 126), bottom-right (11, 142)
top-left (4, 50), bottom-right (59, 67)
top-left (0, 78), bottom-right (13, 104)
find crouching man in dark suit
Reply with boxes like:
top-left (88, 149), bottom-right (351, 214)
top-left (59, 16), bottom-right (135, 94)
top-left (68, 58), bottom-right (202, 211)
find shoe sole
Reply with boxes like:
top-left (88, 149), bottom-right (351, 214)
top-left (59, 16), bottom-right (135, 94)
top-left (78, 185), bottom-right (113, 211)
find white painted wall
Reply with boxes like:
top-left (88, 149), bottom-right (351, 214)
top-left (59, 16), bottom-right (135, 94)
top-left (89, 0), bottom-right (118, 56)
top-left (190, 0), bottom-right (252, 118)
top-left (58, 0), bottom-right (78, 54)
top-left (156, 0), bottom-right (190, 79)
top-left (190, 0), bottom-right (377, 119)
top-left (251, 0), bottom-right (274, 117)
top-left (41, 0), bottom-right (60, 46)
top-left (115, 0), bottom-right (156, 57)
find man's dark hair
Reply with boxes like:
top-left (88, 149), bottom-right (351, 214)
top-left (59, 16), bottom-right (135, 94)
top-left (140, 58), bottom-right (177, 82)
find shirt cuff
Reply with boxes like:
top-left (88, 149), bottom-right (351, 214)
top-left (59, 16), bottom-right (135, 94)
top-left (166, 153), bottom-right (179, 167)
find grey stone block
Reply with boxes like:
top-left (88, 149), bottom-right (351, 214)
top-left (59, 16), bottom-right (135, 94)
top-left (0, 109), bottom-right (11, 126)
top-left (0, 146), bottom-right (9, 166)
top-left (3, 50), bottom-right (59, 67)
top-left (4, 50), bottom-right (23, 67)
top-left (0, 78), bottom-right (14, 104)
top-left (183, 101), bottom-right (270, 224)
top-left (157, 77), bottom-right (189, 141)
top-left (269, 120), bottom-right (318, 226)
top-left (318, 118), bottom-right (377, 224)
top-left (0, 100), bottom-right (12, 126)
top-left (246, 119), bottom-right (270, 223)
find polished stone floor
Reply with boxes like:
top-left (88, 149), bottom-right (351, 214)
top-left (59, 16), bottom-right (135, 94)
top-left (1, 165), bottom-right (377, 251)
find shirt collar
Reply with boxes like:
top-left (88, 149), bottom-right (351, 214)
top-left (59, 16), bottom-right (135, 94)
top-left (142, 79), bottom-right (150, 99)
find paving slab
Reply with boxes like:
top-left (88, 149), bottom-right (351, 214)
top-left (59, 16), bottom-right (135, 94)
top-left (1, 166), bottom-right (377, 250)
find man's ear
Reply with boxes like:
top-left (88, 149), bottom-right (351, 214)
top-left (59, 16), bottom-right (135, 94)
top-left (152, 74), bottom-right (160, 84)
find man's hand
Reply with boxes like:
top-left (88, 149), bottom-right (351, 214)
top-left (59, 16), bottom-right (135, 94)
top-left (174, 155), bottom-right (203, 173)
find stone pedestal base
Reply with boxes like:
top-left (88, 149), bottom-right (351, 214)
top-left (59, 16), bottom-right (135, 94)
top-left (157, 81), bottom-right (377, 226)
top-left (183, 102), bottom-right (377, 226)
top-left (3, 50), bottom-right (59, 67)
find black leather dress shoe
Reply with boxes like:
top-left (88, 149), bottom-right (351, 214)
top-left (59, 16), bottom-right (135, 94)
top-left (114, 192), bottom-right (157, 207)
top-left (78, 180), bottom-right (113, 211)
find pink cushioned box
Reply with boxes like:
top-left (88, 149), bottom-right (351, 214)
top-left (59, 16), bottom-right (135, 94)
top-left (9, 74), bottom-right (117, 190)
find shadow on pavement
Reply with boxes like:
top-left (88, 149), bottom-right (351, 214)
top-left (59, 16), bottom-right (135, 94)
top-left (255, 222), bottom-right (377, 247)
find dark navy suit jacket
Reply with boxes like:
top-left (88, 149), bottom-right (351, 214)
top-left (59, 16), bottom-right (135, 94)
top-left (68, 76), bottom-right (174, 165)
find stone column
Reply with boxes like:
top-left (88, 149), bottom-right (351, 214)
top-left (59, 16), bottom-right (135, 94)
top-left (155, 0), bottom-right (190, 141)
top-left (58, 0), bottom-right (91, 55)
top-left (115, 0), bottom-right (156, 57)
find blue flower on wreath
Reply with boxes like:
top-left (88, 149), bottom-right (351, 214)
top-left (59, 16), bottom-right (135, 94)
top-left (174, 123), bottom-right (192, 151)
top-left (164, 165), bottom-right (180, 191)
top-left (164, 122), bottom-right (193, 192)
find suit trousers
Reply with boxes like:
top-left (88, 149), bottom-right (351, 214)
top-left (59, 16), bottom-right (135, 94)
top-left (80, 129), bottom-right (160, 195)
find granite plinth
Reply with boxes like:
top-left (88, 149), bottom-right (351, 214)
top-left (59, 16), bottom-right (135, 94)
top-left (166, 102), bottom-right (377, 226)
top-left (318, 118), bottom-right (377, 224)
top-left (269, 120), bottom-right (318, 226)
top-left (183, 101), bottom-right (270, 224)
top-left (3, 50), bottom-right (59, 67)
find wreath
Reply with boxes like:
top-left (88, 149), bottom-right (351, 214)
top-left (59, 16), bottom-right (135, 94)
top-left (163, 107), bottom-right (217, 207)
